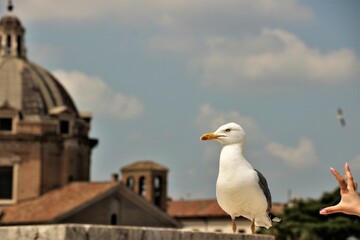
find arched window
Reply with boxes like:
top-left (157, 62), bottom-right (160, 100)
top-left (16, 35), bottom-right (22, 56)
top-left (6, 34), bottom-right (11, 54)
top-left (110, 213), bottom-right (117, 225)
top-left (126, 176), bottom-right (134, 190)
top-left (154, 176), bottom-right (161, 188)
top-left (68, 175), bottom-right (74, 183)
top-left (153, 176), bottom-right (162, 207)
top-left (139, 176), bottom-right (146, 197)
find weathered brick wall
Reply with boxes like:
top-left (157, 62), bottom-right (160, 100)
top-left (0, 134), bottom-right (94, 206)
top-left (0, 224), bottom-right (275, 240)
top-left (0, 138), bottom-right (42, 202)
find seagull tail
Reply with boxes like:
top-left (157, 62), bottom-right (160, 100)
top-left (269, 212), bottom-right (281, 223)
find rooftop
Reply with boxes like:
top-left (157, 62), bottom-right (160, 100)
top-left (121, 160), bottom-right (168, 172)
top-left (168, 199), bottom-right (227, 218)
top-left (0, 182), bottom-right (118, 224)
top-left (167, 199), bottom-right (285, 218)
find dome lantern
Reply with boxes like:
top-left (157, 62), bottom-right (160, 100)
top-left (0, 0), bottom-right (27, 58)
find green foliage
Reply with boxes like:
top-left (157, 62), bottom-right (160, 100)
top-left (258, 188), bottom-right (360, 240)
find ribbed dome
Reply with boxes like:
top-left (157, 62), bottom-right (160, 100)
top-left (0, 57), bottom-right (79, 118)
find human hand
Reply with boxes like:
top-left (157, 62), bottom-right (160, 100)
top-left (319, 163), bottom-right (360, 217)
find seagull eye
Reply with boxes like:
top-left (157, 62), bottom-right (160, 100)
top-left (225, 128), bottom-right (231, 133)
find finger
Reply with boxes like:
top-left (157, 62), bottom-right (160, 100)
top-left (330, 167), bottom-right (347, 191)
top-left (345, 163), bottom-right (356, 191)
top-left (319, 205), bottom-right (341, 215)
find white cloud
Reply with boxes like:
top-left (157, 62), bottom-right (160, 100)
top-left (17, 1), bottom-right (349, 94)
top-left (266, 137), bottom-right (319, 168)
top-left (15, 1), bottom-right (358, 95)
top-left (193, 29), bottom-right (360, 92)
top-left (15, 0), bottom-right (313, 26)
top-left (195, 103), bottom-right (255, 132)
top-left (53, 70), bottom-right (144, 120)
top-left (194, 103), bottom-right (269, 144)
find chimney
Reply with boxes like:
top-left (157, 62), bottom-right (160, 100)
top-left (112, 173), bottom-right (119, 182)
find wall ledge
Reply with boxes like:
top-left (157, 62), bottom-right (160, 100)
top-left (0, 224), bottom-right (275, 240)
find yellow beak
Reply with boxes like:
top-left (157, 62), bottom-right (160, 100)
top-left (200, 132), bottom-right (221, 141)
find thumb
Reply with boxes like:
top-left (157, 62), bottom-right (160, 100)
top-left (319, 205), bottom-right (341, 215)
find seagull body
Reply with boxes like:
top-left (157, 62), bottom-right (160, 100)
top-left (217, 143), bottom-right (271, 229)
top-left (336, 108), bottom-right (345, 127)
top-left (201, 122), bottom-right (278, 233)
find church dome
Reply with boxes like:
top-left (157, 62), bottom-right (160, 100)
top-left (0, 58), bottom-right (79, 118)
top-left (0, 2), bottom-right (79, 119)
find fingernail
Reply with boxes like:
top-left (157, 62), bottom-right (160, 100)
top-left (346, 162), bottom-right (349, 167)
top-left (319, 209), bottom-right (327, 215)
top-left (330, 167), bottom-right (335, 171)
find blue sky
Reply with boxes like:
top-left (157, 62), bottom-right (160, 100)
top-left (5, 0), bottom-right (359, 202)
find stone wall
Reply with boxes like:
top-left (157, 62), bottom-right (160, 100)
top-left (0, 224), bottom-right (275, 240)
top-left (0, 138), bottom-right (42, 202)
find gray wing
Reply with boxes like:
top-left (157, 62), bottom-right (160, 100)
top-left (337, 108), bottom-right (346, 127)
top-left (340, 118), bottom-right (346, 127)
top-left (254, 169), bottom-right (272, 213)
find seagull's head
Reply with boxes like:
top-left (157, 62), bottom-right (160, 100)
top-left (200, 122), bottom-right (246, 145)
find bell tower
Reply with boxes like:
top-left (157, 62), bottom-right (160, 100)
top-left (121, 160), bottom-right (168, 212)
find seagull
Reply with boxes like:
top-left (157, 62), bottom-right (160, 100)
top-left (201, 122), bottom-right (280, 234)
top-left (336, 108), bottom-right (345, 127)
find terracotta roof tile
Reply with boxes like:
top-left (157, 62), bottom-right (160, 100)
top-left (167, 199), bottom-right (227, 218)
top-left (1, 181), bottom-right (118, 224)
top-left (270, 202), bottom-right (286, 215)
top-left (167, 199), bottom-right (285, 218)
top-left (121, 160), bottom-right (168, 172)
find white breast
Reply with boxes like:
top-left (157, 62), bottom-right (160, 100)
top-left (215, 145), bottom-right (268, 221)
